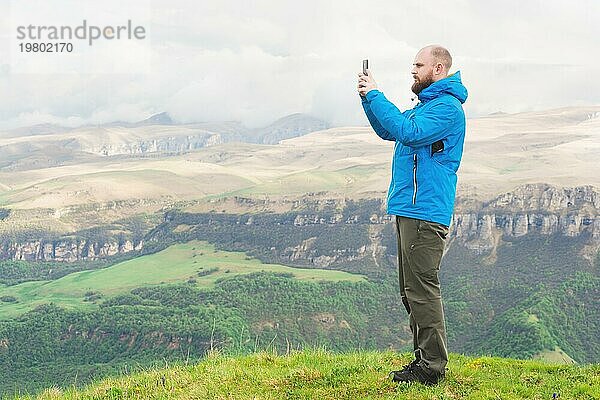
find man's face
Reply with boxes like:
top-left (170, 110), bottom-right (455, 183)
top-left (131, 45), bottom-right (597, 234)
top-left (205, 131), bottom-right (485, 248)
top-left (411, 49), bottom-right (435, 95)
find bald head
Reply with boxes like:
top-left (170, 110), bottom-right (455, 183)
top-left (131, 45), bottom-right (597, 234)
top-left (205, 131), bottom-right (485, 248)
top-left (421, 45), bottom-right (452, 73)
top-left (430, 46), bottom-right (452, 71)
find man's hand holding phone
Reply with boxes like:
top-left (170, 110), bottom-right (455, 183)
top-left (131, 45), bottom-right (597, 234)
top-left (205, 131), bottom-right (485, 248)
top-left (358, 60), bottom-right (378, 97)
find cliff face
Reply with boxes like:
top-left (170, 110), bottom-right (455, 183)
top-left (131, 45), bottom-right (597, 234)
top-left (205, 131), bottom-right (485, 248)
top-left (1, 184), bottom-right (597, 263)
top-left (85, 133), bottom-right (239, 156)
top-left (451, 184), bottom-right (599, 255)
top-left (483, 184), bottom-right (599, 211)
top-left (1, 239), bottom-right (143, 262)
top-left (253, 184), bottom-right (599, 266)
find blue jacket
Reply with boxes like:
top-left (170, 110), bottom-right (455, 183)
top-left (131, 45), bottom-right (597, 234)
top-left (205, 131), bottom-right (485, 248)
top-left (361, 71), bottom-right (468, 227)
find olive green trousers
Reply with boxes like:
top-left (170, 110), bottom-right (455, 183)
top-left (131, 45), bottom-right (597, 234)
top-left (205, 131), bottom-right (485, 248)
top-left (395, 216), bottom-right (449, 374)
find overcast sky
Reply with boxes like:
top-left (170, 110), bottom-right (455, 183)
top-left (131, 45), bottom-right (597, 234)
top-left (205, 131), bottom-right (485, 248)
top-left (1, 0), bottom-right (599, 129)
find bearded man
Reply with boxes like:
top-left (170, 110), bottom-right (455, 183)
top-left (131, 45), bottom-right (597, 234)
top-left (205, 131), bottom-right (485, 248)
top-left (358, 45), bottom-right (468, 385)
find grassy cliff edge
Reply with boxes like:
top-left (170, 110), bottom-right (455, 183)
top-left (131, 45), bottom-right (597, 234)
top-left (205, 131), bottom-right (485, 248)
top-left (13, 349), bottom-right (600, 400)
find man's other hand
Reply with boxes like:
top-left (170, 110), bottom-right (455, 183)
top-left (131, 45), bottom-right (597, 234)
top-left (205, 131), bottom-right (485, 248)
top-left (358, 70), bottom-right (378, 97)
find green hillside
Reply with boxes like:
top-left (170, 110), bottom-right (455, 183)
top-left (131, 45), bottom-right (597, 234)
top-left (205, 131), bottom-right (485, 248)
top-left (0, 241), bottom-right (365, 319)
top-left (0, 272), bottom-right (400, 396)
top-left (145, 209), bottom-right (600, 363)
top-left (14, 349), bottom-right (600, 400)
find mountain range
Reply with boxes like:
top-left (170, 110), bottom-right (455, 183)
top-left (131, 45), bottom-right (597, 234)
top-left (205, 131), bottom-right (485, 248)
top-left (0, 106), bottom-right (598, 232)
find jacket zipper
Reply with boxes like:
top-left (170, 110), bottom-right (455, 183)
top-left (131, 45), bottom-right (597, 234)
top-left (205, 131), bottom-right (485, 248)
top-left (412, 153), bottom-right (417, 204)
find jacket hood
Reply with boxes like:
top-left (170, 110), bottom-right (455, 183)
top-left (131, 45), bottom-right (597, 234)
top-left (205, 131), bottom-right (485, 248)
top-left (418, 71), bottom-right (468, 104)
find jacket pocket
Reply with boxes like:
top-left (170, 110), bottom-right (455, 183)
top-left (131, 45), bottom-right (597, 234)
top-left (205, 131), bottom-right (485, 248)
top-left (408, 220), bottom-right (448, 284)
top-left (391, 153), bottom-right (416, 197)
top-left (431, 158), bottom-right (457, 214)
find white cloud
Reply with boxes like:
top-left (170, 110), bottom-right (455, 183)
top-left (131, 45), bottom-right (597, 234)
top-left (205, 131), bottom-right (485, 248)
top-left (0, 0), bottom-right (598, 129)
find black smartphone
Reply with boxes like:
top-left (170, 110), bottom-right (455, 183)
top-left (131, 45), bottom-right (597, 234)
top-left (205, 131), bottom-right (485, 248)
top-left (362, 59), bottom-right (368, 75)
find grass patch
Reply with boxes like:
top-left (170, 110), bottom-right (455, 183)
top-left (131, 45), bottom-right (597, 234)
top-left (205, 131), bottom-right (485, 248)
top-left (14, 349), bottom-right (600, 399)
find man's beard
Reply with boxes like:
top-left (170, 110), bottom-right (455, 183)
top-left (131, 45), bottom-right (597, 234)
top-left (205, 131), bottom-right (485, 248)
top-left (411, 72), bottom-right (434, 95)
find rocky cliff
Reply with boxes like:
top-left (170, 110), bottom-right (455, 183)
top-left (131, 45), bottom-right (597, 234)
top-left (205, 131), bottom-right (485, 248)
top-left (264, 184), bottom-right (598, 240)
top-left (451, 184), bottom-right (599, 255)
top-left (1, 184), bottom-right (597, 263)
top-left (236, 184), bottom-right (599, 266)
top-left (85, 132), bottom-right (240, 156)
top-left (1, 238), bottom-right (143, 262)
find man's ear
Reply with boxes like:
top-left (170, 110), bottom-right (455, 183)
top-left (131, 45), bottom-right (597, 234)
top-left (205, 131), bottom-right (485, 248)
top-left (434, 63), bottom-right (444, 75)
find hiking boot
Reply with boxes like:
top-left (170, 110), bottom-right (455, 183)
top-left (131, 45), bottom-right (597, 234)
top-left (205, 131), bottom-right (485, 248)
top-left (388, 358), bottom-right (419, 379)
top-left (389, 361), bottom-right (444, 385)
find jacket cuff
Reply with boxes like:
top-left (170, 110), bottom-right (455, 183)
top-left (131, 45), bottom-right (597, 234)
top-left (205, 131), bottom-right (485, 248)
top-left (365, 90), bottom-right (381, 102)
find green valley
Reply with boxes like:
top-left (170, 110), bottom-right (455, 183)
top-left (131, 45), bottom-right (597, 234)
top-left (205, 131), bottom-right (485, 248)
top-left (0, 241), bottom-right (365, 319)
